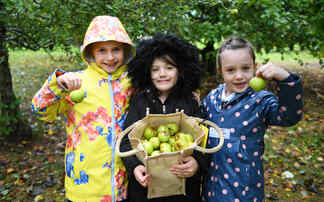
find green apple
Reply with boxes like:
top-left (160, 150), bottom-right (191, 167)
top-left (151, 150), bottom-right (160, 156)
top-left (149, 137), bottom-right (160, 149)
top-left (229, 8), bottom-right (239, 15)
top-left (70, 89), bottom-right (85, 103)
top-left (174, 133), bottom-right (193, 151)
top-left (249, 77), bottom-right (267, 92)
top-left (184, 133), bottom-right (194, 143)
top-left (142, 140), bottom-right (154, 155)
top-left (160, 143), bottom-right (172, 153)
top-left (168, 136), bottom-right (176, 146)
top-left (143, 126), bottom-right (157, 140)
top-left (157, 125), bottom-right (169, 135)
top-left (158, 131), bottom-right (170, 143)
top-left (166, 123), bottom-right (179, 135)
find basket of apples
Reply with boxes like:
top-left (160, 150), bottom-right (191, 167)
top-left (116, 111), bottom-right (224, 199)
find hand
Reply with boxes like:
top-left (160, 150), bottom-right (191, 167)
top-left (56, 72), bottom-right (82, 91)
top-left (134, 165), bottom-right (151, 187)
top-left (169, 156), bottom-right (198, 178)
top-left (256, 62), bottom-right (289, 81)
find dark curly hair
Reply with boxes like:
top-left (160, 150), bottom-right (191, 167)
top-left (127, 33), bottom-right (203, 97)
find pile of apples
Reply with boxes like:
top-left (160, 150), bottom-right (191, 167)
top-left (141, 123), bottom-right (194, 156)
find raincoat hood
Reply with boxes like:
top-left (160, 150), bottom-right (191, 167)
top-left (81, 16), bottom-right (135, 66)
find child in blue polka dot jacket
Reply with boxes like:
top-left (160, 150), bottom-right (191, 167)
top-left (200, 36), bottom-right (303, 202)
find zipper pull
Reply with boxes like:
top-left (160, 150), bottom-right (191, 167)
top-left (162, 105), bottom-right (166, 113)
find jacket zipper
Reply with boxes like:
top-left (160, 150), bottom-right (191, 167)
top-left (108, 75), bottom-right (116, 201)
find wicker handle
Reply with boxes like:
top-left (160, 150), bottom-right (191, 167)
top-left (190, 117), bottom-right (224, 154)
top-left (115, 121), bottom-right (144, 157)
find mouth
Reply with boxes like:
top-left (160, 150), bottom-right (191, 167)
top-left (234, 82), bottom-right (247, 89)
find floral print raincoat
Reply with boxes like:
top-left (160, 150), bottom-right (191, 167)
top-left (31, 16), bottom-right (135, 202)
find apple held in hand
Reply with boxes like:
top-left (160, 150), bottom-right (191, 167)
top-left (144, 126), bottom-right (157, 140)
top-left (142, 140), bottom-right (154, 155)
top-left (70, 89), bottom-right (85, 103)
top-left (149, 137), bottom-right (160, 149)
top-left (249, 77), bottom-right (267, 92)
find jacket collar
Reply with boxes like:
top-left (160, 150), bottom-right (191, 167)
top-left (88, 62), bottom-right (127, 80)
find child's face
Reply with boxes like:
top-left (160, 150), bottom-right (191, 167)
top-left (219, 48), bottom-right (255, 96)
top-left (91, 41), bottom-right (124, 73)
top-left (151, 56), bottom-right (178, 97)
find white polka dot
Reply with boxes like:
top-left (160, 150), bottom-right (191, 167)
top-left (254, 198), bottom-right (257, 202)
top-left (227, 143), bottom-right (232, 148)
top-left (208, 192), bottom-right (211, 196)
top-left (256, 113), bottom-right (259, 118)
top-left (243, 121), bottom-right (248, 126)
top-left (258, 170), bottom-right (261, 175)
top-left (242, 144), bottom-right (246, 149)
top-left (242, 190), bottom-right (246, 196)
top-left (215, 177), bottom-right (218, 182)
top-left (280, 106), bottom-right (287, 112)
top-left (256, 99), bottom-right (261, 103)
top-left (214, 100), bottom-right (217, 104)
top-left (220, 117), bottom-right (224, 122)
top-left (288, 82), bottom-right (295, 86)
top-left (212, 192), bottom-right (215, 196)
top-left (245, 186), bottom-right (249, 191)
top-left (254, 151), bottom-right (259, 156)
top-left (208, 140), bottom-right (211, 144)
top-left (209, 113), bottom-right (212, 118)
top-left (215, 164), bottom-right (219, 170)
top-left (235, 199), bottom-right (240, 202)
top-left (257, 182), bottom-right (262, 188)
top-left (244, 104), bottom-right (250, 109)
top-left (210, 161), bottom-right (214, 167)
top-left (234, 181), bottom-right (239, 187)
top-left (237, 153), bottom-right (243, 158)
top-left (251, 94), bottom-right (255, 97)
top-left (235, 112), bottom-right (240, 117)
top-left (241, 136), bottom-right (246, 140)
top-left (235, 167), bottom-right (240, 172)
top-left (296, 94), bottom-right (301, 100)
top-left (253, 128), bottom-right (258, 133)
top-left (297, 109), bottom-right (302, 114)
top-left (227, 158), bottom-right (232, 163)
top-left (207, 107), bottom-right (209, 111)
top-left (252, 162), bottom-right (256, 167)
top-left (227, 105), bottom-right (232, 109)
top-left (222, 189), bottom-right (228, 195)
top-left (230, 128), bottom-right (235, 133)
top-left (260, 155), bottom-right (263, 160)
top-left (211, 176), bottom-right (214, 181)
top-left (211, 96), bottom-right (214, 100)
top-left (224, 173), bottom-right (229, 179)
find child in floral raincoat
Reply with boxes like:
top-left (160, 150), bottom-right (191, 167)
top-left (32, 16), bottom-right (135, 202)
top-left (201, 36), bottom-right (303, 202)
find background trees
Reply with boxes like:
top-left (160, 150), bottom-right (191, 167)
top-left (1, 0), bottom-right (323, 139)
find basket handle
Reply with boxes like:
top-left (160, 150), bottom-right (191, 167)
top-left (190, 117), bottom-right (224, 154)
top-left (115, 121), bottom-right (144, 157)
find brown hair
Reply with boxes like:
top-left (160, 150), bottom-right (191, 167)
top-left (217, 36), bottom-right (256, 68)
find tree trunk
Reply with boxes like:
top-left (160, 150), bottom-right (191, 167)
top-left (0, 1), bottom-right (32, 141)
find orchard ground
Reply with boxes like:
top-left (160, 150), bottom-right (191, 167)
top-left (0, 49), bottom-right (323, 201)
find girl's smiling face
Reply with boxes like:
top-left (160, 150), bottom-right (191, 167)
top-left (91, 41), bottom-right (124, 73)
top-left (219, 48), bottom-right (255, 96)
top-left (151, 56), bottom-right (178, 100)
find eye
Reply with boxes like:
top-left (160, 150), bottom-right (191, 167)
top-left (151, 67), bottom-right (159, 72)
top-left (167, 66), bottom-right (176, 70)
top-left (226, 68), bottom-right (234, 73)
top-left (112, 47), bottom-right (121, 52)
top-left (243, 66), bottom-right (250, 70)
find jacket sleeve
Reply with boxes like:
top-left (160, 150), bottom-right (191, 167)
top-left (120, 95), bottom-right (144, 175)
top-left (31, 69), bottom-right (71, 122)
top-left (263, 72), bottom-right (303, 126)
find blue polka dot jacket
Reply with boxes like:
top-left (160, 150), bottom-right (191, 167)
top-left (200, 73), bottom-right (303, 202)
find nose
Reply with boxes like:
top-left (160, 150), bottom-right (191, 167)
top-left (107, 51), bottom-right (114, 60)
top-left (159, 68), bottom-right (167, 77)
top-left (235, 71), bottom-right (244, 79)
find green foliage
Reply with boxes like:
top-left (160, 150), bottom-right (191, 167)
top-left (2, 0), bottom-right (324, 69)
top-left (0, 97), bottom-right (22, 136)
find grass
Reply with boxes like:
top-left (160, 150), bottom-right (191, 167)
top-left (2, 49), bottom-right (323, 201)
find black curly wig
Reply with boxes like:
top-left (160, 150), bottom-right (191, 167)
top-left (127, 33), bottom-right (203, 97)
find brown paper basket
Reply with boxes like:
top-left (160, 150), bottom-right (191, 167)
top-left (116, 111), bottom-right (224, 199)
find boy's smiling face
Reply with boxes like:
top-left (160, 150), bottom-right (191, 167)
top-left (91, 41), bottom-right (124, 73)
top-left (219, 48), bottom-right (255, 96)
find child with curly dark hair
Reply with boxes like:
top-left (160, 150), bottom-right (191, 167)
top-left (120, 33), bottom-right (208, 202)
